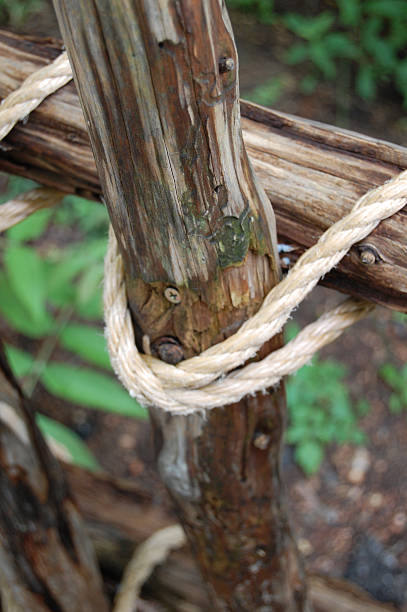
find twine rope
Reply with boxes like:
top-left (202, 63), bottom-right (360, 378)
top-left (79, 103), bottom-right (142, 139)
top-left (104, 172), bottom-right (406, 414)
top-left (0, 51), bottom-right (71, 141)
top-left (113, 525), bottom-right (186, 612)
top-left (1, 52), bottom-right (406, 415)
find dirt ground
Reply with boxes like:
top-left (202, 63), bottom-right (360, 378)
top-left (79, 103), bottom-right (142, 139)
top-left (2, 3), bottom-right (407, 609)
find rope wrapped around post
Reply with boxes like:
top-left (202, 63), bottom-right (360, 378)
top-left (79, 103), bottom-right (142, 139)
top-left (0, 51), bottom-right (406, 415)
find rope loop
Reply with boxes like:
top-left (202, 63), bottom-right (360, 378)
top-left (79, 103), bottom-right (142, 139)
top-left (104, 172), bottom-right (407, 414)
top-left (1, 51), bottom-right (406, 415)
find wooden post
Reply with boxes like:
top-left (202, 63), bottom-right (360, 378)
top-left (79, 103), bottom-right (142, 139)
top-left (53, 1), bottom-right (308, 609)
top-left (0, 344), bottom-right (108, 611)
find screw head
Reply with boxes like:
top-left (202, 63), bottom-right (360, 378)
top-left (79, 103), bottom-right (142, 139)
top-left (151, 336), bottom-right (184, 365)
top-left (219, 57), bottom-right (235, 74)
top-left (253, 432), bottom-right (271, 450)
top-left (358, 245), bottom-right (380, 265)
top-left (164, 286), bottom-right (181, 304)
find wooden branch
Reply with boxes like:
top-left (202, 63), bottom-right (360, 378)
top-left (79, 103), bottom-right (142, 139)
top-left (51, 1), bottom-right (307, 610)
top-left (64, 463), bottom-right (399, 612)
top-left (0, 345), bottom-right (108, 611)
top-left (0, 30), bottom-right (406, 311)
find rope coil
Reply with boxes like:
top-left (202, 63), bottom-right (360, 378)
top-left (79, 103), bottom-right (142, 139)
top-left (1, 51), bottom-right (407, 415)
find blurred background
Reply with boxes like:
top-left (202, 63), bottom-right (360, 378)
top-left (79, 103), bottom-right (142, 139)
top-left (0, 0), bottom-right (407, 609)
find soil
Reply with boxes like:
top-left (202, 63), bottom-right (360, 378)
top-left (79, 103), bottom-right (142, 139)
top-left (1, 3), bottom-right (407, 610)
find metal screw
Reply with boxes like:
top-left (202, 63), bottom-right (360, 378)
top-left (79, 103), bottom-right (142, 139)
top-left (164, 286), bottom-right (181, 304)
top-left (358, 245), bottom-right (380, 265)
top-left (151, 336), bottom-right (184, 365)
top-left (219, 57), bottom-right (235, 74)
top-left (253, 432), bottom-right (271, 450)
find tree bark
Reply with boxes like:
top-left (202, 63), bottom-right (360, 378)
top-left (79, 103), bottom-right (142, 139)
top-left (62, 463), bottom-right (399, 612)
top-left (52, 1), bottom-right (308, 609)
top-left (1, 30), bottom-right (406, 311)
top-left (0, 344), bottom-right (108, 612)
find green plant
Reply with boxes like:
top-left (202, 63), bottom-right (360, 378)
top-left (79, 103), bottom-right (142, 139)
top-left (0, 175), bottom-right (147, 469)
top-left (285, 323), bottom-right (369, 475)
top-left (246, 76), bottom-right (287, 106)
top-left (0, 0), bottom-right (44, 27)
top-left (226, 0), bottom-right (276, 24)
top-left (380, 362), bottom-right (407, 413)
top-left (285, 1), bottom-right (407, 105)
top-left (229, 0), bottom-right (407, 106)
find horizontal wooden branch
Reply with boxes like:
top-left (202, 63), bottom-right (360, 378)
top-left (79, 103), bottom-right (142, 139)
top-left (0, 30), bottom-right (406, 311)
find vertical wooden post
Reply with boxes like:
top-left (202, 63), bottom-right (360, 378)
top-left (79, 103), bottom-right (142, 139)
top-left (53, 1), bottom-right (309, 609)
top-left (0, 344), bottom-right (108, 612)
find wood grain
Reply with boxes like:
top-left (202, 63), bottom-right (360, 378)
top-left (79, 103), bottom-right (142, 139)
top-left (0, 30), bottom-right (406, 310)
top-left (51, 1), bottom-right (308, 609)
top-left (0, 345), bottom-right (108, 611)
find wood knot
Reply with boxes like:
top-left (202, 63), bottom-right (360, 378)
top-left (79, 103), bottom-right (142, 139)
top-left (151, 336), bottom-right (184, 365)
top-left (358, 245), bottom-right (381, 265)
top-left (219, 57), bottom-right (235, 74)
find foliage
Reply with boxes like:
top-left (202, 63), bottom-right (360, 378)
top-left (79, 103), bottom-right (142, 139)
top-left (229, 0), bottom-right (407, 107)
top-left (0, 0), bottom-right (44, 27)
top-left (380, 362), bottom-right (407, 414)
top-left (285, 322), bottom-right (369, 476)
top-left (0, 175), bottom-right (147, 469)
top-left (246, 76), bottom-right (287, 106)
top-left (36, 414), bottom-right (101, 472)
top-left (227, 0), bottom-right (276, 24)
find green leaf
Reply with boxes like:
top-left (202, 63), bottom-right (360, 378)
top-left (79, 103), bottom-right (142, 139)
top-left (324, 33), bottom-right (360, 59)
top-left (300, 74), bottom-right (319, 94)
top-left (380, 363), bottom-right (403, 390)
top-left (41, 363), bottom-right (148, 419)
top-left (59, 324), bottom-right (111, 370)
top-left (364, 0), bottom-right (407, 19)
top-left (295, 440), bottom-right (324, 475)
top-left (0, 175), bottom-right (38, 205)
top-left (7, 208), bottom-right (53, 242)
top-left (389, 394), bottom-right (404, 414)
top-left (356, 64), bottom-right (377, 100)
top-left (36, 414), bottom-right (100, 471)
top-left (336, 0), bottom-right (362, 27)
top-left (4, 244), bottom-right (47, 325)
top-left (247, 77), bottom-right (286, 107)
top-left (284, 12), bottom-right (335, 41)
top-left (309, 41), bottom-right (337, 79)
top-left (0, 271), bottom-right (54, 337)
top-left (4, 344), bottom-right (34, 378)
top-left (284, 42), bottom-right (309, 65)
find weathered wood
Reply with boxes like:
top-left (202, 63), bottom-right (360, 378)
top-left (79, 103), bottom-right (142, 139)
top-left (63, 463), bottom-right (399, 612)
top-left (0, 345), bottom-right (108, 612)
top-left (52, 1), bottom-right (308, 610)
top-left (0, 30), bottom-right (406, 311)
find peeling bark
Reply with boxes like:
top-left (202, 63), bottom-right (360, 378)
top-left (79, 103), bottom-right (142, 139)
top-left (52, 1), bottom-right (309, 609)
top-left (0, 30), bottom-right (406, 311)
top-left (0, 345), bottom-right (108, 612)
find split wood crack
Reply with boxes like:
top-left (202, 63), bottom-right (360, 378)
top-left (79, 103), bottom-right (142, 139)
top-left (1, 52), bottom-right (406, 415)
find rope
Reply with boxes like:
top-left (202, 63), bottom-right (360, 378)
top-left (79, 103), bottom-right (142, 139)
top-left (0, 51), bottom-right (72, 141)
top-left (104, 171), bottom-right (407, 414)
top-left (113, 525), bottom-right (186, 612)
top-left (1, 52), bottom-right (406, 415)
